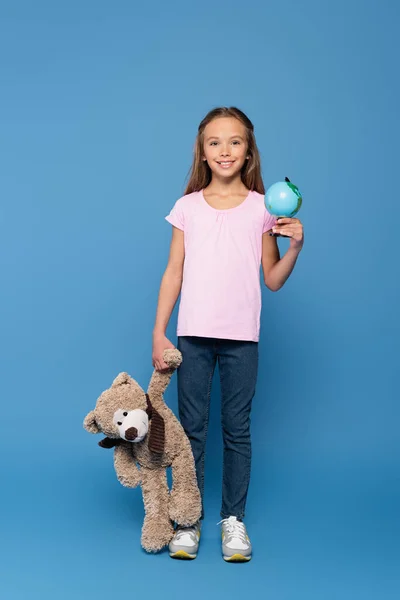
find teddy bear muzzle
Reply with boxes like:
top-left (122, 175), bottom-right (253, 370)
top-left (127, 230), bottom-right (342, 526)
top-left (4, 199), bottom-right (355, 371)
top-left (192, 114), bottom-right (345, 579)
top-left (113, 408), bottom-right (149, 443)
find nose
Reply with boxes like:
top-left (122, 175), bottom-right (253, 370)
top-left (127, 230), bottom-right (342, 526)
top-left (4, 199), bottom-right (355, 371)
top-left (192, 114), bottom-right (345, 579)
top-left (125, 427), bottom-right (138, 441)
top-left (220, 143), bottom-right (230, 156)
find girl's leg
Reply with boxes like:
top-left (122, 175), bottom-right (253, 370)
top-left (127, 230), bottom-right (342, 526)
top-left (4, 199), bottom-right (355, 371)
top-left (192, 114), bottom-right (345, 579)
top-left (177, 336), bottom-right (217, 519)
top-left (218, 339), bottom-right (259, 520)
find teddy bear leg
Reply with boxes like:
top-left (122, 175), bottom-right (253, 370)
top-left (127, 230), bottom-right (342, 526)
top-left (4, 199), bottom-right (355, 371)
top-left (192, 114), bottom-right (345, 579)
top-left (169, 446), bottom-right (202, 526)
top-left (140, 467), bottom-right (174, 553)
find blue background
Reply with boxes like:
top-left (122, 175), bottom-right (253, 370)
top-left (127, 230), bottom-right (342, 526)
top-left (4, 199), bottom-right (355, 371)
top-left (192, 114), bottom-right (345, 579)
top-left (1, 1), bottom-right (399, 598)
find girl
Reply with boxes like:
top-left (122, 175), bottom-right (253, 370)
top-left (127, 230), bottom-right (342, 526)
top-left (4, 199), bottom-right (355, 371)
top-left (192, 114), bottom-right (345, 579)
top-left (152, 107), bottom-right (304, 562)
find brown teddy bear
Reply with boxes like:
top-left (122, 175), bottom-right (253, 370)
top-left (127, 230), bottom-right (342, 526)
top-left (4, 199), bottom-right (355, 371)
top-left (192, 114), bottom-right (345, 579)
top-left (83, 349), bottom-right (201, 552)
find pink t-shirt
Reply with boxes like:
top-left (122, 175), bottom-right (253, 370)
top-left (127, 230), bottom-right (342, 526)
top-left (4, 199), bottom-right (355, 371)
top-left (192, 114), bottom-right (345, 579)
top-left (165, 190), bottom-right (276, 342)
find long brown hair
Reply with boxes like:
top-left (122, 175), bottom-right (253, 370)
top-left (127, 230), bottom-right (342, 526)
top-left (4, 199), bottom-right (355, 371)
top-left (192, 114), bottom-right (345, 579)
top-left (184, 106), bottom-right (265, 195)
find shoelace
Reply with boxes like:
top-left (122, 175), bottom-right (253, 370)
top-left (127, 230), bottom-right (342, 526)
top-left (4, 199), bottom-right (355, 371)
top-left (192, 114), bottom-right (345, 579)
top-left (218, 516), bottom-right (247, 544)
top-left (175, 525), bottom-right (198, 541)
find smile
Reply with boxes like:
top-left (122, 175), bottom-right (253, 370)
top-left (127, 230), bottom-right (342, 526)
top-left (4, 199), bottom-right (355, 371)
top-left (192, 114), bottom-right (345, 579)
top-left (216, 161), bottom-right (235, 168)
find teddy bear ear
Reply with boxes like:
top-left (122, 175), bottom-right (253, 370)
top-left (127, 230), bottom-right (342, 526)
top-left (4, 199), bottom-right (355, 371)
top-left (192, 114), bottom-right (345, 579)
top-left (112, 372), bottom-right (131, 387)
top-left (83, 410), bottom-right (100, 434)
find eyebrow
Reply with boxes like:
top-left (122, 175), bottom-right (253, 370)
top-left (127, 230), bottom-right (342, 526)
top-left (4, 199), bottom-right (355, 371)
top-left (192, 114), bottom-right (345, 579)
top-left (205, 134), bottom-right (245, 141)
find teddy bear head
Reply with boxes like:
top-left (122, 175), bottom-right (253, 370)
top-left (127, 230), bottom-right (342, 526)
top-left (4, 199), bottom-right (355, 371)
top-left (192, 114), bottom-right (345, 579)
top-left (83, 372), bottom-right (164, 454)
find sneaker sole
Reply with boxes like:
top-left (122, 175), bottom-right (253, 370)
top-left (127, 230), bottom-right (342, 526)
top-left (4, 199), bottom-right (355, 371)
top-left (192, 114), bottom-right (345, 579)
top-left (169, 550), bottom-right (197, 560)
top-left (223, 553), bottom-right (252, 562)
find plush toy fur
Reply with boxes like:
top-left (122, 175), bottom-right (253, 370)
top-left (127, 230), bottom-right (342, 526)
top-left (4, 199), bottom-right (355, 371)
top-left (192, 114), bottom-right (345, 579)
top-left (83, 349), bottom-right (201, 552)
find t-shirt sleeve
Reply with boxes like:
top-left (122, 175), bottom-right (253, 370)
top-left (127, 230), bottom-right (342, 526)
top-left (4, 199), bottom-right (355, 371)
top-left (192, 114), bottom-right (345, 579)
top-left (165, 198), bottom-right (185, 231)
top-left (263, 208), bottom-right (277, 234)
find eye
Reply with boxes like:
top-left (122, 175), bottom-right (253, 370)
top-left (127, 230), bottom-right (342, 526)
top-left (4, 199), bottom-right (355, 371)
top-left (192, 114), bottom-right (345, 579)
top-left (117, 421), bottom-right (122, 426)
top-left (123, 412), bottom-right (128, 416)
top-left (232, 140), bottom-right (241, 145)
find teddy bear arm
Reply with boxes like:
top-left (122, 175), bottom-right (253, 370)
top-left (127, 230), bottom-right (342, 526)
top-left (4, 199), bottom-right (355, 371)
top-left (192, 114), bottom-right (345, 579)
top-left (113, 443), bottom-right (141, 488)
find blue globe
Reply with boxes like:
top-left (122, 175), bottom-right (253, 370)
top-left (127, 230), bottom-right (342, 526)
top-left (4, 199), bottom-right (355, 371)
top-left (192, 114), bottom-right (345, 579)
top-left (265, 180), bottom-right (302, 218)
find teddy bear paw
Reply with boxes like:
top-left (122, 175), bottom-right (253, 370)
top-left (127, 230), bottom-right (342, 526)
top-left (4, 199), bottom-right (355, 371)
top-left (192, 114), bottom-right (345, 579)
top-left (141, 517), bottom-right (174, 553)
top-left (117, 473), bottom-right (141, 488)
top-left (163, 349), bottom-right (182, 369)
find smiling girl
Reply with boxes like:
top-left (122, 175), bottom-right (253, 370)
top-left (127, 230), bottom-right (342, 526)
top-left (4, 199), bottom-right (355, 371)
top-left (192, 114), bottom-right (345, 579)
top-left (152, 106), bottom-right (304, 561)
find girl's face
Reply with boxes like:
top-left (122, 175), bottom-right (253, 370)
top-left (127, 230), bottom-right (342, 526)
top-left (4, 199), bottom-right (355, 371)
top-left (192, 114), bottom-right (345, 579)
top-left (202, 117), bottom-right (249, 180)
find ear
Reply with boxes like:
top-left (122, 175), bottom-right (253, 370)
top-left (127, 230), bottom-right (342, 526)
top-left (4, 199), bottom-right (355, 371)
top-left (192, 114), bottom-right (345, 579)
top-left (112, 372), bottom-right (131, 387)
top-left (83, 410), bottom-right (100, 434)
top-left (148, 409), bottom-right (165, 455)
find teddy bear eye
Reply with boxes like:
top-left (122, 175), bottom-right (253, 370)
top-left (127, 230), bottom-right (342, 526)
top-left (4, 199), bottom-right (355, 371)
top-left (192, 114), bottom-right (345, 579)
top-left (123, 412), bottom-right (128, 416)
top-left (117, 421), bottom-right (122, 426)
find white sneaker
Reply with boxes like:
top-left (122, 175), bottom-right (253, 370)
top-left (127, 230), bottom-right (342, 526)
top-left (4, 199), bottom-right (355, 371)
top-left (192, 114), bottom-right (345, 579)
top-left (220, 516), bottom-right (252, 562)
top-left (169, 522), bottom-right (201, 559)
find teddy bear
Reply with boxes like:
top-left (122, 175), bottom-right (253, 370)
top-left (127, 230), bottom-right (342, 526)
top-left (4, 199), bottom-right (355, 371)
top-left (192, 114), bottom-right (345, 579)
top-left (83, 349), bottom-right (201, 552)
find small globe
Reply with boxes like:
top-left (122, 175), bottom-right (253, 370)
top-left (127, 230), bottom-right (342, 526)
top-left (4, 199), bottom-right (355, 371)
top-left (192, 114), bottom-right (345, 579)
top-left (265, 180), bottom-right (302, 218)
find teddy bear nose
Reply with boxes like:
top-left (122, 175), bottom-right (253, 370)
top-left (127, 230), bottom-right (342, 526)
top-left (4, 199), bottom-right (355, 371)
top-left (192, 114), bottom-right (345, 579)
top-left (125, 427), bottom-right (138, 441)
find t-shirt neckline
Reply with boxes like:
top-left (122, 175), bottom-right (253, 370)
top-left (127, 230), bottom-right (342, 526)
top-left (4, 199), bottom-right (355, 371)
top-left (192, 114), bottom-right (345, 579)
top-left (200, 189), bottom-right (253, 213)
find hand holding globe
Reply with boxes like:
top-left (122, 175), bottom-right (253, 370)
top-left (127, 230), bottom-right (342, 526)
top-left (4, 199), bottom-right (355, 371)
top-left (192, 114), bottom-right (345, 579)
top-left (265, 177), bottom-right (304, 248)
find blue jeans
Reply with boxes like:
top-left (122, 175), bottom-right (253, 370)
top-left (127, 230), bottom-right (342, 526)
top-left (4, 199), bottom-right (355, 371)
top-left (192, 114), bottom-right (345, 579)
top-left (177, 336), bottom-right (259, 520)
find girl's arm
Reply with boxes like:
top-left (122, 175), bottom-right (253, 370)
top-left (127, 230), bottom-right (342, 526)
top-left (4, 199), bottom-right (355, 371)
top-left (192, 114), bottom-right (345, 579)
top-left (152, 226), bottom-right (185, 371)
top-left (262, 218), bottom-right (304, 292)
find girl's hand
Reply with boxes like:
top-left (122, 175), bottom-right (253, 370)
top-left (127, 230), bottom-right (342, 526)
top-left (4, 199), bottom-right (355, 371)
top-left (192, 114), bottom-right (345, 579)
top-left (152, 333), bottom-right (176, 371)
top-left (272, 218), bottom-right (304, 250)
